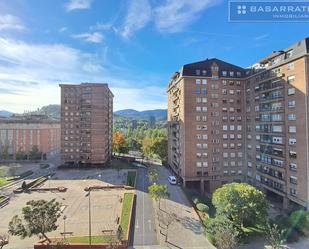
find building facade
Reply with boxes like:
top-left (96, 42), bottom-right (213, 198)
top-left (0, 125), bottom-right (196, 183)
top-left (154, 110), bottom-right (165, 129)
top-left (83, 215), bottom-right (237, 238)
top-left (0, 116), bottom-right (60, 160)
top-left (167, 38), bottom-right (309, 209)
top-left (60, 83), bottom-right (113, 166)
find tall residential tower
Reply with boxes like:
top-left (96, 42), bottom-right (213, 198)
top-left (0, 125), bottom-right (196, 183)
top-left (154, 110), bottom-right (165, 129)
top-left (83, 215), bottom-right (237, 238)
top-left (60, 83), bottom-right (113, 166)
top-left (167, 38), bottom-right (309, 210)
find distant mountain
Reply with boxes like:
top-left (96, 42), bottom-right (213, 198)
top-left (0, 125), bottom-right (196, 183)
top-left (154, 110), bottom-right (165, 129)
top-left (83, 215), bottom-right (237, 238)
top-left (114, 109), bottom-right (167, 120)
top-left (0, 110), bottom-right (13, 117)
top-left (29, 104), bottom-right (61, 120)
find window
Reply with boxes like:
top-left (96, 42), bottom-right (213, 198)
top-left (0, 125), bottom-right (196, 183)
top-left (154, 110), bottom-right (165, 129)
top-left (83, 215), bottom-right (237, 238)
top-left (289, 126), bottom-right (296, 133)
top-left (286, 50), bottom-right (293, 59)
top-left (196, 116), bottom-right (201, 121)
top-left (222, 80), bottom-right (227, 86)
top-left (289, 151), bottom-right (297, 159)
top-left (223, 152), bottom-right (228, 158)
top-left (230, 71), bottom-right (234, 77)
top-left (288, 100), bottom-right (296, 108)
top-left (196, 79), bottom-right (201, 85)
top-left (230, 134), bottom-right (235, 139)
top-left (223, 134), bottom-right (228, 140)
top-left (222, 71), bottom-right (227, 77)
top-left (237, 72), bottom-right (241, 77)
top-left (202, 70), bottom-right (207, 75)
top-left (290, 176), bottom-right (297, 185)
top-left (223, 125), bottom-right (228, 131)
top-left (196, 162), bottom-right (202, 167)
top-left (222, 89), bottom-right (227, 95)
top-left (289, 138), bottom-right (296, 145)
top-left (229, 89), bottom-right (235, 95)
top-left (288, 88), bottom-right (296, 95)
top-left (288, 114), bottom-right (296, 121)
top-left (202, 116), bottom-right (207, 121)
top-left (202, 79), bottom-right (207, 85)
top-left (272, 125), bottom-right (283, 133)
top-left (290, 188), bottom-right (297, 196)
top-left (273, 137), bottom-right (283, 144)
top-left (203, 162), bottom-right (208, 167)
top-left (202, 107), bottom-right (208, 112)
top-left (287, 75), bottom-right (295, 84)
top-left (196, 70), bottom-right (200, 75)
top-left (202, 97), bottom-right (207, 103)
top-left (237, 125), bottom-right (242, 131)
top-left (196, 106), bottom-right (201, 112)
top-left (230, 125), bottom-right (235, 131)
top-left (290, 163), bottom-right (297, 171)
top-left (237, 134), bottom-right (242, 139)
top-left (288, 63), bottom-right (294, 70)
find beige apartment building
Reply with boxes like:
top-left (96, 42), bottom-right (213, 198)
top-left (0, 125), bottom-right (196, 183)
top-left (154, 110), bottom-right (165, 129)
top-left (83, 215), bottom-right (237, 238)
top-left (167, 38), bottom-right (309, 210)
top-left (60, 83), bottom-right (113, 166)
top-left (0, 115), bottom-right (60, 160)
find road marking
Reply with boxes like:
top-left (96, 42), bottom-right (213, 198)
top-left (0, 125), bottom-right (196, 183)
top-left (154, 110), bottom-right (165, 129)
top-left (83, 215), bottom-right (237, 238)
top-left (148, 219), bottom-right (152, 230)
top-left (135, 219), bottom-right (139, 229)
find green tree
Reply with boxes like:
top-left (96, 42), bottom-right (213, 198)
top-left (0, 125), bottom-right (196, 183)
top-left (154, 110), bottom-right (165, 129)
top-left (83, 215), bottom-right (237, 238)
top-left (289, 210), bottom-right (309, 236)
top-left (212, 183), bottom-right (268, 228)
top-left (29, 145), bottom-right (42, 160)
top-left (264, 222), bottom-right (286, 249)
top-left (142, 137), bottom-right (155, 157)
top-left (148, 184), bottom-right (170, 210)
top-left (204, 215), bottom-right (239, 249)
top-left (152, 137), bottom-right (168, 164)
top-left (1, 146), bottom-right (9, 160)
top-left (148, 168), bottom-right (159, 184)
top-left (8, 199), bottom-right (61, 243)
top-left (15, 150), bottom-right (26, 160)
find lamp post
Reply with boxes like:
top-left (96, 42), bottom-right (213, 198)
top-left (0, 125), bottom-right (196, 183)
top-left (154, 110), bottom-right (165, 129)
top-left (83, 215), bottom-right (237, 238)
top-left (63, 215), bottom-right (67, 240)
top-left (48, 175), bottom-right (51, 188)
top-left (85, 190), bottom-right (92, 246)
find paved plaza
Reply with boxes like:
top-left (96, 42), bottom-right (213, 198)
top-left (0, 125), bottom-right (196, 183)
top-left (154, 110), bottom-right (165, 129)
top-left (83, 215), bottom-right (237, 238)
top-left (0, 168), bottom-right (134, 249)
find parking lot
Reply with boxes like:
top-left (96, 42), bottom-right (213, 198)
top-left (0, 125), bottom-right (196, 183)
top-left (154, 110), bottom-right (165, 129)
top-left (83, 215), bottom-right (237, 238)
top-left (0, 167), bottom-right (134, 249)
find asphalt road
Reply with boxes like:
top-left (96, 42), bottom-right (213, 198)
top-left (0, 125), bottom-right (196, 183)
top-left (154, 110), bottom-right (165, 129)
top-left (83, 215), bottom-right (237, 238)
top-left (132, 168), bottom-right (157, 246)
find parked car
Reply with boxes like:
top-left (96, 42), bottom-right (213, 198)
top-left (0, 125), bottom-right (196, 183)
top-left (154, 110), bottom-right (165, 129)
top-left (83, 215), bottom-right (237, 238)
top-left (168, 176), bottom-right (177, 185)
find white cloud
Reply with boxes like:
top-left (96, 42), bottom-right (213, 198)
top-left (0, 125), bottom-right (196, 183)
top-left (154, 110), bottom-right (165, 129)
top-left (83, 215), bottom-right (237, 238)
top-left (65, 0), bottom-right (92, 12)
top-left (0, 14), bottom-right (25, 31)
top-left (0, 37), bottom-right (166, 113)
top-left (72, 32), bottom-right (104, 43)
top-left (59, 26), bottom-right (68, 32)
top-left (154, 0), bottom-right (221, 33)
top-left (120, 0), bottom-right (152, 38)
top-left (90, 22), bottom-right (113, 31)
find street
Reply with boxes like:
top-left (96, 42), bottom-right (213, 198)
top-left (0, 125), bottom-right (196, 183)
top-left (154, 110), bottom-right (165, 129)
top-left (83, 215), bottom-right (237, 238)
top-left (132, 168), bottom-right (157, 246)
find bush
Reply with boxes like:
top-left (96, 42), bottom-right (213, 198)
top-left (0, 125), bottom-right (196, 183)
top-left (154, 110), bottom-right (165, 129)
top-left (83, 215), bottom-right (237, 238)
top-left (196, 203), bottom-right (209, 213)
top-left (290, 209), bottom-right (309, 236)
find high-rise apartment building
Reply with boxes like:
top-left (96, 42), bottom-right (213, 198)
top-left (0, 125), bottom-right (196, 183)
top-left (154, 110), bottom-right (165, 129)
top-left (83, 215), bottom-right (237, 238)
top-left (167, 38), bottom-right (309, 210)
top-left (60, 83), bottom-right (113, 166)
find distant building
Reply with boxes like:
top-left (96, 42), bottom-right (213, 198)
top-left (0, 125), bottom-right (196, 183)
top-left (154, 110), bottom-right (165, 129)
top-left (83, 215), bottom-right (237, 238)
top-left (59, 83), bottom-right (113, 166)
top-left (0, 115), bottom-right (60, 160)
top-left (148, 116), bottom-right (156, 128)
top-left (131, 119), bottom-right (138, 129)
top-left (168, 38), bottom-right (309, 210)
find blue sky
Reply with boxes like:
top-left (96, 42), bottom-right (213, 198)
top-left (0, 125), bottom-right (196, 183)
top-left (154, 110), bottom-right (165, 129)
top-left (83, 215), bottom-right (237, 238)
top-left (0, 0), bottom-right (308, 112)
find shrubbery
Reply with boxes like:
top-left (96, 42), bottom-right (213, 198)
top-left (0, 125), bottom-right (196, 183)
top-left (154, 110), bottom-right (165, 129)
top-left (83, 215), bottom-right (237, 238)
top-left (196, 203), bottom-right (209, 213)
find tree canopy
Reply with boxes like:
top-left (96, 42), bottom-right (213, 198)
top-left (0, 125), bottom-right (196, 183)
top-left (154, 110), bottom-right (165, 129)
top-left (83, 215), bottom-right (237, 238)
top-left (8, 199), bottom-right (61, 243)
top-left (212, 183), bottom-right (268, 228)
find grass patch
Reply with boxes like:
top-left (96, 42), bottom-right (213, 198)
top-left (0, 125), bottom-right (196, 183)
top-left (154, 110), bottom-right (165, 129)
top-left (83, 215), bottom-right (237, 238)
top-left (65, 235), bottom-right (116, 244)
top-left (127, 171), bottom-right (136, 187)
top-left (120, 193), bottom-right (134, 238)
top-left (0, 176), bottom-right (18, 187)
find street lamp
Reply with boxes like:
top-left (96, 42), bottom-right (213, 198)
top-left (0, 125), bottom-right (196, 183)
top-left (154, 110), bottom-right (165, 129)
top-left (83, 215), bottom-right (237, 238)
top-left (48, 175), bottom-right (51, 188)
top-left (85, 190), bottom-right (92, 246)
top-left (63, 215), bottom-right (67, 240)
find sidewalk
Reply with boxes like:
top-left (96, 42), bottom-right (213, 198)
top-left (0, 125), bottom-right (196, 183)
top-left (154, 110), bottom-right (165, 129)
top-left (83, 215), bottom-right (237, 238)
top-left (152, 166), bottom-right (215, 249)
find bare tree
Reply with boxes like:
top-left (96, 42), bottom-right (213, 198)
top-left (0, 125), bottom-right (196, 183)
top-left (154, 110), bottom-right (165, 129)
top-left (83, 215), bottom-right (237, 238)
top-left (158, 211), bottom-right (177, 243)
top-left (0, 234), bottom-right (9, 249)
